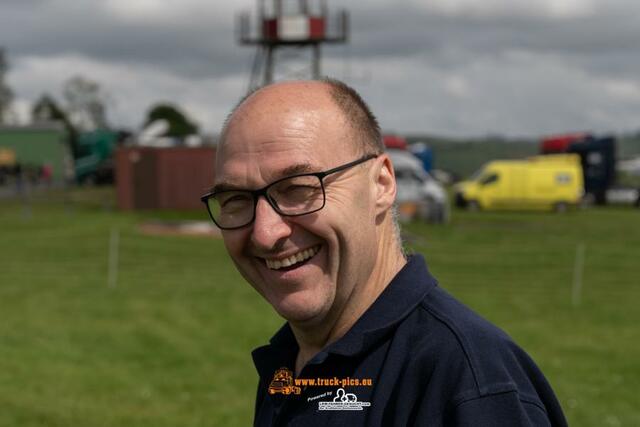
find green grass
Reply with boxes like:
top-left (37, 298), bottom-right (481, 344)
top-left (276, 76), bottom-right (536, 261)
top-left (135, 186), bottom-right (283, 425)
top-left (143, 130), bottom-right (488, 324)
top-left (1, 188), bottom-right (639, 426)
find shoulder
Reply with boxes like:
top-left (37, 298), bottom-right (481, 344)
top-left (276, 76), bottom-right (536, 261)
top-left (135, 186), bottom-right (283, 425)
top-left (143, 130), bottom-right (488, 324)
top-left (413, 286), bottom-right (544, 392)
top-left (418, 286), bottom-right (521, 375)
top-left (398, 286), bottom-right (564, 422)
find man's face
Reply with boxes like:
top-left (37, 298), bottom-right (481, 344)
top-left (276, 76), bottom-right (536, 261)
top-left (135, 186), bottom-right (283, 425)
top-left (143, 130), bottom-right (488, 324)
top-left (214, 84), bottom-right (380, 326)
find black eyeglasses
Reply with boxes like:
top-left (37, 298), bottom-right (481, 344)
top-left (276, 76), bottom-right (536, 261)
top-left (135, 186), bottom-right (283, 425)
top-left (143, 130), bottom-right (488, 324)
top-left (201, 154), bottom-right (378, 230)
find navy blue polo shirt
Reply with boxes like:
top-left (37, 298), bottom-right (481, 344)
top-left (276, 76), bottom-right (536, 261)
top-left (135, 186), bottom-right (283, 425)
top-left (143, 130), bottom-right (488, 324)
top-left (251, 255), bottom-right (567, 426)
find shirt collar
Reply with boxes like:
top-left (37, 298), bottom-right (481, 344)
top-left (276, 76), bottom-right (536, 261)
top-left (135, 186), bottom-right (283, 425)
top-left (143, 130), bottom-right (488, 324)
top-left (323, 253), bottom-right (437, 357)
top-left (252, 254), bottom-right (438, 377)
top-left (252, 323), bottom-right (298, 380)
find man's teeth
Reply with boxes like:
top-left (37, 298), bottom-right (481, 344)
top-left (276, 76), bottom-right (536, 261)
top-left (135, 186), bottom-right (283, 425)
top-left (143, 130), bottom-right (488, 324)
top-left (265, 246), bottom-right (320, 270)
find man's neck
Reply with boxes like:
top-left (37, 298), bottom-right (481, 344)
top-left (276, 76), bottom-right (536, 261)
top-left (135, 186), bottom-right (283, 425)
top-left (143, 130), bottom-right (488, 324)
top-left (291, 228), bottom-right (406, 376)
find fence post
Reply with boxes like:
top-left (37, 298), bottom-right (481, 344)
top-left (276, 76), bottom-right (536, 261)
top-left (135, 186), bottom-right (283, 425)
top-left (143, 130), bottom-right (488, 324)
top-left (572, 243), bottom-right (586, 306)
top-left (108, 227), bottom-right (120, 289)
top-left (21, 179), bottom-right (32, 220)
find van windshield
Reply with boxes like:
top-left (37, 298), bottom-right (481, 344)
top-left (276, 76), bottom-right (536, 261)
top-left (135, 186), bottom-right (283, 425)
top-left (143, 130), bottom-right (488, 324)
top-left (470, 168), bottom-right (485, 181)
top-left (479, 173), bottom-right (498, 185)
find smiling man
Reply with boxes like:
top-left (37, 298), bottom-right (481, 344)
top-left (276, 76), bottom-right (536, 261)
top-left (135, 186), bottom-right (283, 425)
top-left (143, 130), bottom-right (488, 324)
top-left (203, 79), bottom-right (567, 426)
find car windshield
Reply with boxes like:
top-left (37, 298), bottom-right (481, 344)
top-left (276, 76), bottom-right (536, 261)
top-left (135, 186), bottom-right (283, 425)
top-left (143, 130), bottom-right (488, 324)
top-left (395, 168), bottom-right (423, 183)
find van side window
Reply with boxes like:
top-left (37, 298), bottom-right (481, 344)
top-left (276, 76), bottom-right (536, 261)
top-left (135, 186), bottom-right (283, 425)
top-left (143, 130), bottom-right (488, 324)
top-left (556, 173), bottom-right (572, 184)
top-left (480, 173), bottom-right (498, 186)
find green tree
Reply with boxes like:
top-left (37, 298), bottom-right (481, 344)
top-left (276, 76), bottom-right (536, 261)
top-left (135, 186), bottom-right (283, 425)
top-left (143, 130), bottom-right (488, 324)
top-left (0, 48), bottom-right (14, 124)
top-left (145, 103), bottom-right (199, 137)
top-left (32, 94), bottom-right (79, 156)
top-left (63, 75), bottom-right (108, 131)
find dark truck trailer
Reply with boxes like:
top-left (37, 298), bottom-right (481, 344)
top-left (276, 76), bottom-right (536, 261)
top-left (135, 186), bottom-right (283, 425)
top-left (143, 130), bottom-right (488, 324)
top-left (541, 133), bottom-right (615, 204)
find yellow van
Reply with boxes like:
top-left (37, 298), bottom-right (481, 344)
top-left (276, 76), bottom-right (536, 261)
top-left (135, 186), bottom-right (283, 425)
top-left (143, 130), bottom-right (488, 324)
top-left (454, 154), bottom-right (584, 212)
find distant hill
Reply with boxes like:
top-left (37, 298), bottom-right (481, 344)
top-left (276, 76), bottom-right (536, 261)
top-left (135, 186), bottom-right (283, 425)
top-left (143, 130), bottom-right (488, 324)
top-left (618, 135), bottom-right (640, 159)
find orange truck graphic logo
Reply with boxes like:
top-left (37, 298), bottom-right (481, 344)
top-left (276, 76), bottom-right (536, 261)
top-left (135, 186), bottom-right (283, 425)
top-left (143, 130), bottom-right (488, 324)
top-left (268, 368), bottom-right (302, 395)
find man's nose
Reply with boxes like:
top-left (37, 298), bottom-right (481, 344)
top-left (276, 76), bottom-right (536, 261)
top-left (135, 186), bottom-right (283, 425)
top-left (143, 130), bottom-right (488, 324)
top-left (251, 196), bottom-right (293, 249)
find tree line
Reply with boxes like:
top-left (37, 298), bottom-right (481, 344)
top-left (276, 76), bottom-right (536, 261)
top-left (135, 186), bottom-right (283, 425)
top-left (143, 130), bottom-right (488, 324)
top-left (0, 48), bottom-right (200, 157)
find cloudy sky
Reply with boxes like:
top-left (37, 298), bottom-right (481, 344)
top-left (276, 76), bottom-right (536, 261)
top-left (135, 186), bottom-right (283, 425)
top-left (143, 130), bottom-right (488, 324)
top-left (2, 0), bottom-right (640, 138)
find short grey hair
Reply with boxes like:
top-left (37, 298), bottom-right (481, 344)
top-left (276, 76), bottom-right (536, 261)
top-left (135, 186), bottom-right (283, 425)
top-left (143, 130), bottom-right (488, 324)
top-left (319, 77), bottom-right (384, 156)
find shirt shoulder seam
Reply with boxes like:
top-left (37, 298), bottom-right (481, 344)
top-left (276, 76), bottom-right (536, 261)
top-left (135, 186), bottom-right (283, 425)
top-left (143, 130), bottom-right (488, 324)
top-left (418, 300), bottom-right (482, 391)
top-left (452, 389), bottom-right (549, 416)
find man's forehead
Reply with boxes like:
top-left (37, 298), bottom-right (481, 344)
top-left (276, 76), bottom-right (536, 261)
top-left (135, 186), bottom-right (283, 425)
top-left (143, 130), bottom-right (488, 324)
top-left (224, 81), bottom-right (353, 141)
top-left (218, 134), bottom-right (325, 166)
top-left (212, 151), bottom-right (323, 192)
top-left (220, 145), bottom-right (321, 171)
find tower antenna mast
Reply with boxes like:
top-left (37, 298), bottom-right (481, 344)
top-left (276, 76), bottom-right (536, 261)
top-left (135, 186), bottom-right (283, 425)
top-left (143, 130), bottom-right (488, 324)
top-left (238, 0), bottom-right (349, 92)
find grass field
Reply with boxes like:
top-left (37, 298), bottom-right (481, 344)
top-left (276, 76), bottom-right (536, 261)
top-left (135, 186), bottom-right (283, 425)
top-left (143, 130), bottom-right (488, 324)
top-left (1, 188), bottom-right (639, 426)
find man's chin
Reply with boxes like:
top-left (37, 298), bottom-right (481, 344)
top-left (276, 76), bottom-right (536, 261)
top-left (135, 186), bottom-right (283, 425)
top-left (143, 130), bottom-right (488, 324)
top-left (272, 297), bottom-right (330, 325)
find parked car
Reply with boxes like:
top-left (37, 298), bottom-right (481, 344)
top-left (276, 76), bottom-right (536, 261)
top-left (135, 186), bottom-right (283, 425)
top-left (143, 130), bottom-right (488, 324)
top-left (454, 154), bottom-right (584, 212)
top-left (606, 187), bottom-right (640, 207)
top-left (388, 149), bottom-right (449, 223)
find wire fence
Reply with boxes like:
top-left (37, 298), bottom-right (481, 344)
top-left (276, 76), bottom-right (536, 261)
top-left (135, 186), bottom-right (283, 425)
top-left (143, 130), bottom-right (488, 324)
top-left (2, 186), bottom-right (639, 308)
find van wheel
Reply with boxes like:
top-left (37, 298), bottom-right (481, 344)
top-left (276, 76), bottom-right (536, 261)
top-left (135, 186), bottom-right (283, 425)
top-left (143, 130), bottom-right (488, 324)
top-left (467, 200), bottom-right (480, 212)
top-left (554, 202), bottom-right (568, 213)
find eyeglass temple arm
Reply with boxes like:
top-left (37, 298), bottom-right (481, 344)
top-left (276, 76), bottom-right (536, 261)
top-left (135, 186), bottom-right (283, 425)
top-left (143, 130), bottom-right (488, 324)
top-left (317, 154), bottom-right (378, 178)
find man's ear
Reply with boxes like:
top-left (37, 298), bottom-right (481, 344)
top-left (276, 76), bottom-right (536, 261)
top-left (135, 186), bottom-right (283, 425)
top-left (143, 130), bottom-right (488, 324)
top-left (373, 154), bottom-right (396, 215)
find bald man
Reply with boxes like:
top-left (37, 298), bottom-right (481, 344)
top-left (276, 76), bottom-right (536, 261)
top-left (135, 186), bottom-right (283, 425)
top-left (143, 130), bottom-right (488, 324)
top-left (201, 79), bottom-right (567, 426)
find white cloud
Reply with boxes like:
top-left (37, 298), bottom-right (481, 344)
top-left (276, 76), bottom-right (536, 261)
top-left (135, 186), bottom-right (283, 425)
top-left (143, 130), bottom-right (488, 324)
top-left (8, 54), bottom-right (246, 133)
top-left (444, 75), bottom-right (472, 98)
top-left (546, 0), bottom-right (595, 19)
top-left (10, 46), bottom-right (640, 138)
top-left (3, 0), bottom-right (640, 138)
top-left (602, 78), bottom-right (640, 101)
top-left (412, 0), bottom-right (596, 19)
top-left (103, 0), bottom-right (253, 24)
top-left (323, 47), bottom-right (640, 137)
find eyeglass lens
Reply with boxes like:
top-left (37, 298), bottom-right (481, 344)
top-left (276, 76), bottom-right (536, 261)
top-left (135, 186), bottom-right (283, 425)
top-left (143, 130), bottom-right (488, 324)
top-left (207, 174), bottom-right (325, 228)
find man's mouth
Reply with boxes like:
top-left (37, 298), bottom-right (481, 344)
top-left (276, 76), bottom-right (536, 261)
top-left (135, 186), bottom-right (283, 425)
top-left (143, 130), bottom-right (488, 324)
top-left (264, 245), bottom-right (321, 271)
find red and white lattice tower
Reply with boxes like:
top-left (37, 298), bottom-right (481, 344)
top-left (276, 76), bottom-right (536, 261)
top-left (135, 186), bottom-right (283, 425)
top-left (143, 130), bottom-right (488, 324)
top-left (238, 0), bottom-right (349, 91)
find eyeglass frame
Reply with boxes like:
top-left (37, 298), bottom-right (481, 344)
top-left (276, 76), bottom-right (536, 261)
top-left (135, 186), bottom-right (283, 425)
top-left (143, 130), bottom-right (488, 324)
top-left (200, 153), bottom-right (379, 230)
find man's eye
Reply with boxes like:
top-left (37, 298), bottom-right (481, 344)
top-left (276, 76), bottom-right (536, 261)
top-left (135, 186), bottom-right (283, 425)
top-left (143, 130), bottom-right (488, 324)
top-left (220, 194), bottom-right (251, 208)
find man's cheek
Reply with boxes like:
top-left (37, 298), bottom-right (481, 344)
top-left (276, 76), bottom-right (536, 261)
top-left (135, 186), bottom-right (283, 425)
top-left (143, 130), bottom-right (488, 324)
top-left (222, 231), bottom-right (248, 258)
